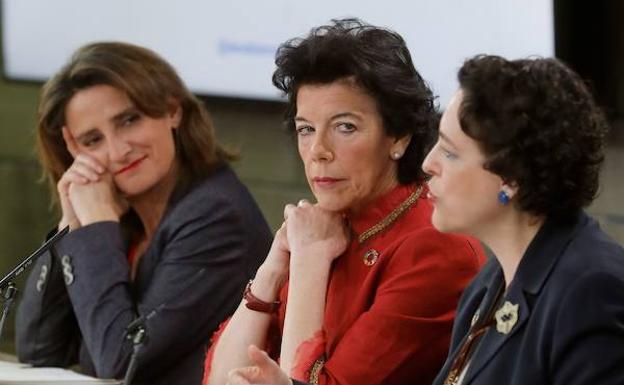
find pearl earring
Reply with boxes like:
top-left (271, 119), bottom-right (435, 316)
top-left (392, 152), bottom-right (402, 160)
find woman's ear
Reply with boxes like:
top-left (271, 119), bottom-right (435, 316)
top-left (61, 126), bottom-right (80, 158)
top-left (389, 134), bottom-right (412, 159)
top-left (500, 181), bottom-right (519, 200)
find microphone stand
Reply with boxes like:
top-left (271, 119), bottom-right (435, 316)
top-left (121, 267), bottom-right (206, 385)
top-left (123, 325), bottom-right (147, 385)
top-left (0, 283), bottom-right (18, 342)
top-left (0, 226), bottom-right (69, 343)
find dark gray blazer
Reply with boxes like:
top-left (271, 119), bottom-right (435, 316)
top-left (433, 210), bottom-right (624, 385)
top-left (16, 166), bottom-right (272, 385)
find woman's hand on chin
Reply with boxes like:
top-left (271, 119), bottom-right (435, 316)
top-left (226, 345), bottom-right (292, 385)
top-left (57, 152), bottom-right (107, 230)
top-left (284, 201), bottom-right (350, 270)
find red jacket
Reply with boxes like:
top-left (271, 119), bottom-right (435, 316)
top-left (204, 184), bottom-right (485, 385)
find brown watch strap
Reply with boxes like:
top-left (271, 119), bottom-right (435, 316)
top-left (243, 279), bottom-right (281, 313)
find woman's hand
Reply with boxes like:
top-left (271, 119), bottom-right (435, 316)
top-left (68, 172), bottom-right (127, 226)
top-left (262, 221), bottom-right (290, 279)
top-left (59, 127), bottom-right (128, 228)
top-left (283, 200), bottom-right (350, 269)
top-left (56, 152), bottom-right (107, 230)
top-left (226, 345), bottom-right (292, 385)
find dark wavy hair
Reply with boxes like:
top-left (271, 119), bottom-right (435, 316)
top-left (458, 55), bottom-right (609, 219)
top-left (272, 18), bottom-right (438, 185)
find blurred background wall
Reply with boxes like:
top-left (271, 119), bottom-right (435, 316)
top-left (0, 0), bottom-right (622, 354)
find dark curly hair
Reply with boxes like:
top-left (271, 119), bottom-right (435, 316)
top-left (272, 18), bottom-right (439, 185)
top-left (458, 55), bottom-right (609, 219)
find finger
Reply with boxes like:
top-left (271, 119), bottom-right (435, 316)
top-left (247, 345), bottom-right (291, 385)
top-left (68, 161), bottom-right (102, 182)
top-left (57, 183), bottom-right (74, 207)
top-left (60, 170), bottom-right (89, 186)
top-left (248, 345), bottom-right (279, 371)
top-left (297, 198), bottom-right (310, 207)
top-left (275, 222), bottom-right (286, 237)
top-left (74, 153), bottom-right (105, 174)
top-left (283, 204), bottom-right (296, 220)
top-left (227, 368), bottom-right (253, 385)
top-left (61, 126), bottom-right (80, 158)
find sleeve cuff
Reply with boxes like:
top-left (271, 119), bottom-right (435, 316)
top-left (291, 330), bottom-right (326, 384)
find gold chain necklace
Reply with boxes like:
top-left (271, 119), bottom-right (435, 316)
top-left (357, 185), bottom-right (423, 244)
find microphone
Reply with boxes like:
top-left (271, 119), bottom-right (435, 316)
top-left (0, 226), bottom-right (69, 289)
top-left (0, 226), bottom-right (69, 344)
top-left (122, 267), bottom-right (206, 385)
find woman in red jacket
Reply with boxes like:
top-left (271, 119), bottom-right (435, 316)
top-left (204, 18), bottom-right (485, 385)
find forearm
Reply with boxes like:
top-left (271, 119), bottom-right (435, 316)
top-left (279, 258), bottom-right (332, 377)
top-left (15, 251), bottom-right (79, 367)
top-left (208, 265), bottom-right (286, 385)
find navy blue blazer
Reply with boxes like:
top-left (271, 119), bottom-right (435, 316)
top-left (433, 211), bottom-right (624, 385)
top-left (16, 166), bottom-right (272, 385)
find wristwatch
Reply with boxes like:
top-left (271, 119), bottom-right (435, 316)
top-left (243, 279), bottom-right (281, 313)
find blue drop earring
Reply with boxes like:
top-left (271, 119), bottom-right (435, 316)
top-left (498, 190), bottom-right (510, 205)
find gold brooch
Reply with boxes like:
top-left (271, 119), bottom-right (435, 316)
top-left (362, 249), bottom-right (379, 266)
top-left (494, 301), bottom-right (519, 334)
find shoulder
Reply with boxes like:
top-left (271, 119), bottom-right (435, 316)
top-left (549, 268), bottom-right (624, 358)
top-left (547, 215), bottom-right (624, 294)
top-left (525, 215), bottom-right (624, 342)
top-left (165, 166), bottom-right (263, 227)
top-left (172, 167), bottom-right (249, 212)
top-left (566, 214), bottom-right (624, 268)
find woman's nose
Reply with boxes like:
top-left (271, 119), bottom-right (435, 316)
top-left (422, 149), bottom-right (437, 176)
top-left (107, 136), bottom-right (132, 163)
top-left (309, 133), bottom-right (334, 162)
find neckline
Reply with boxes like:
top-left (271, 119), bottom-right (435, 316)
top-left (349, 183), bottom-right (424, 243)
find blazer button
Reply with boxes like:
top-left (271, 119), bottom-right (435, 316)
top-left (35, 264), bottom-right (49, 292)
top-left (60, 255), bottom-right (75, 286)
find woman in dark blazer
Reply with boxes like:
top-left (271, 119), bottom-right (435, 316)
top-left (15, 42), bottom-right (272, 385)
top-left (422, 55), bottom-right (624, 385)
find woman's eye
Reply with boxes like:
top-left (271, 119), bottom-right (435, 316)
top-left (441, 147), bottom-right (458, 160)
top-left (296, 125), bottom-right (314, 136)
top-left (81, 135), bottom-right (102, 148)
top-left (337, 122), bottom-right (356, 133)
top-left (122, 113), bottom-right (141, 126)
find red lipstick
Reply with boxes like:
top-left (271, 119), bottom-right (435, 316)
top-left (115, 156), bottom-right (147, 175)
top-left (313, 177), bottom-right (344, 187)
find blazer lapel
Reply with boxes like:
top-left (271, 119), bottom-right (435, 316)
top-left (462, 284), bottom-right (530, 384)
top-left (461, 212), bottom-right (586, 384)
top-left (435, 263), bottom-right (503, 385)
